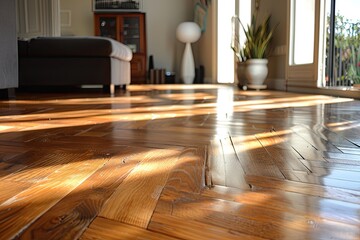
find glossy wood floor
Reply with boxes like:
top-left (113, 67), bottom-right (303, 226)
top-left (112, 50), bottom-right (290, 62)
top-left (0, 84), bottom-right (359, 240)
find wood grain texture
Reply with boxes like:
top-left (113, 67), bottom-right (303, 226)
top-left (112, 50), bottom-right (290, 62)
top-left (0, 85), bottom-right (358, 239)
top-left (208, 137), bottom-right (250, 189)
top-left (245, 175), bottom-right (360, 204)
top-left (256, 131), bottom-right (309, 172)
top-left (17, 147), bottom-right (144, 240)
top-left (0, 180), bottom-right (32, 205)
top-left (152, 191), bottom-right (360, 240)
top-left (149, 213), bottom-right (267, 240)
top-left (0, 152), bottom-right (108, 239)
top-left (231, 135), bottom-right (286, 179)
top-left (81, 217), bottom-right (179, 240)
top-left (203, 185), bottom-right (360, 226)
top-left (99, 148), bottom-right (180, 228)
top-left (164, 147), bottom-right (207, 194)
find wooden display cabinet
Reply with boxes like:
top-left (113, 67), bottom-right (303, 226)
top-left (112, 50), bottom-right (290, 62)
top-left (94, 12), bottom-right (146, 84)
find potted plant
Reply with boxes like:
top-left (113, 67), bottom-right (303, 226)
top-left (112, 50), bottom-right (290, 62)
top-left (232, 13), bottom-right (276, 89)
top-left (348, 62), bottom-right (360, 89)
top-left (244, 14), bottom-right (273, 89)
top-left (348, 50), bottom-right (360, 89)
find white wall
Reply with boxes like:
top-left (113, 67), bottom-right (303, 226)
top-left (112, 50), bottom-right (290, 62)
top-left (60, 0), bottom-right (93, 36)
top-left (196, 2), bottom-right (215, 83)
top-left (60, 0), bottom-right (194, 81)
top-left (143, 0), bottom-right (194, 77)
top-left (0, 0), bottom-right (18, 89)
top-left (255, 0), bottom-right (288, 90)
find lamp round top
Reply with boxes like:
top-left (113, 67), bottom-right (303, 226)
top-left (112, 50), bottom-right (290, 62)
top-left (176, 22), bottom-right (201, 43)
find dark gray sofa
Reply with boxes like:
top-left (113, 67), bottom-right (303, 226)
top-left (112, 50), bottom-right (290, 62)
top-left (18, 36), bottom-right (133, 94)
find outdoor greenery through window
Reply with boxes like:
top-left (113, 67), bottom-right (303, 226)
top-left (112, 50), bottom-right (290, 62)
top-left (325, 0), bottom-right (360, 88)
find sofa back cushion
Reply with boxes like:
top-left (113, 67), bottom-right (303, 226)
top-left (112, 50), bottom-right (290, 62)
top-left (27, 36), bottom-right (132, 61)
top-left (18, 40), bottom-right (29, 57)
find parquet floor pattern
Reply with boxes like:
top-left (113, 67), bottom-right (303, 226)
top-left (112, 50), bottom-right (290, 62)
top-left (0, 85), bottom-right (359, 239)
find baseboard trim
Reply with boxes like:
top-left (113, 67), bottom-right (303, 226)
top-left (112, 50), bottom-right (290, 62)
top-left (266, 78), bottom-right (286, 91)
top-left (287, 86), bottom-right (360, 99)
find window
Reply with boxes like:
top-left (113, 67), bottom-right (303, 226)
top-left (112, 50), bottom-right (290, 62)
top-left (290, 0), bottom-right (315, 65)
top-left (217, 0), bottom-right (251, 83)
top-left (217, 0), bottom-right (236, 83)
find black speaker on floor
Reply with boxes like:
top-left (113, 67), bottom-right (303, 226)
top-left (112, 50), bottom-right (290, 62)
top-left (194, 65), bottom-right (204, 84)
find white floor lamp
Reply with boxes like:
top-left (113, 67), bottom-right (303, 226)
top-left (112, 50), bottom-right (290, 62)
top-left (176, 22), bottom-right (201, 84)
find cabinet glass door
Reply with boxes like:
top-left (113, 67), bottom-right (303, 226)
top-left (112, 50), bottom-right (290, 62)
top-left (99, 17), bottom-right (117, 40)
top-left (122, 17), bottom-right (140, 53)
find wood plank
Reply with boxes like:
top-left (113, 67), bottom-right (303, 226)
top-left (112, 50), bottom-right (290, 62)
top-left (0, 145), bottom-right (29, 162)
top-left (107, 128), bottom-right (210, 146)
top-left (324, 152), bottom-right (360, 161)
top-left (231, 135), bottom-right (285, 179)
top-left (311, 123), bottom-right (358, 148)
top-left (81, 217), bottom-right (179, 240)
top-left (0, 180), bottom-right (32, 205)
top-left (246, 175), bottom-right (360, 204)
top-left (222, 137), bottom-right (250, 189)
top-left (2, 152), bottom-right (85, 183)
top-left (99, 149), bottom-right (180, 228)
top-left (0, 151), bottom-right (109, 240)
top-left (300, 159), bottom-right (360, 171)
top-left (152, 191), bottom-right (360, 240)
top-left (164, 146), bottom-right (207, 194)
top-left (149, 213), bottom-right (266, 240)
top-left (207, 138), bottom-right (225, 186)
top-left (338, 146), bottom-right (360, 155)
top-left (0, 161), bottom-right (27, 178)
top-left (326, 158), bottom-right (360, 165)
top-left (17, 147), bottom-right (144, 240)
top-left (276, 131), bottom-right (327, 160)
top-left (291, 125), bottom-right (342, 152)
top-left (303, 167), bottom-right (360, 179)
top-left (208, 137), bottom-right (250, 189)
top-left (203, 185), bottom-right (360, 226)
top-left (256, 131), bottom-right (310, 172)
top-left (0, 86), bottom-right (358, 240)
top-left (32, 132), bottom-right (187, 152)
top-left (283, 170), bottom-right (360, 191)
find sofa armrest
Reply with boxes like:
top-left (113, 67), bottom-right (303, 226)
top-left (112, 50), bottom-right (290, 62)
top-left (108, 39), bottom-right (133, 62)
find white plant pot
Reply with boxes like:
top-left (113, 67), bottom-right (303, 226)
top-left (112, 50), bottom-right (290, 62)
top-left (245, 59), bottom-right (268, 89)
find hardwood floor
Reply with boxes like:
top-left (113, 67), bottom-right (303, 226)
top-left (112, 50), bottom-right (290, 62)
top-left (0, 84), bottom-right (359, 239)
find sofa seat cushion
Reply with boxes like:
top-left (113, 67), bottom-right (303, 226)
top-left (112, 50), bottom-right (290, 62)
top-left (27, 36), bottom-right (133, 62)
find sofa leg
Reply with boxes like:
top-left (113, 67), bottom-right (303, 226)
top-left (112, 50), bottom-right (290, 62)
top-left (110, 84), bottom-right (115, 95)
top-left (0, 88), bottom-right (16, 100)
top-left (103, 84), bottom-right (115, 95)
top-left (103, 85), bottom-right (125, 94)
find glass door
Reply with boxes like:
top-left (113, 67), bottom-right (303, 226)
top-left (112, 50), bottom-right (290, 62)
top-left (323, 0), bottom-right (360, 88)
top-left (99, 17), bottom-right (117, 40)
top-left (121, 17), bottom-right (140, 53)
top-left (286, 0), bottom-right (321, 90)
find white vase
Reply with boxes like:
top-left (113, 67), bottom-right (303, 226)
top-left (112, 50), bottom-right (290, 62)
top-left (176, 22), bottom-right (201, 84)
top-left (181, 42), bottom-right (196, 84)
top-left (245, 59), bottom-right (268, 89)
